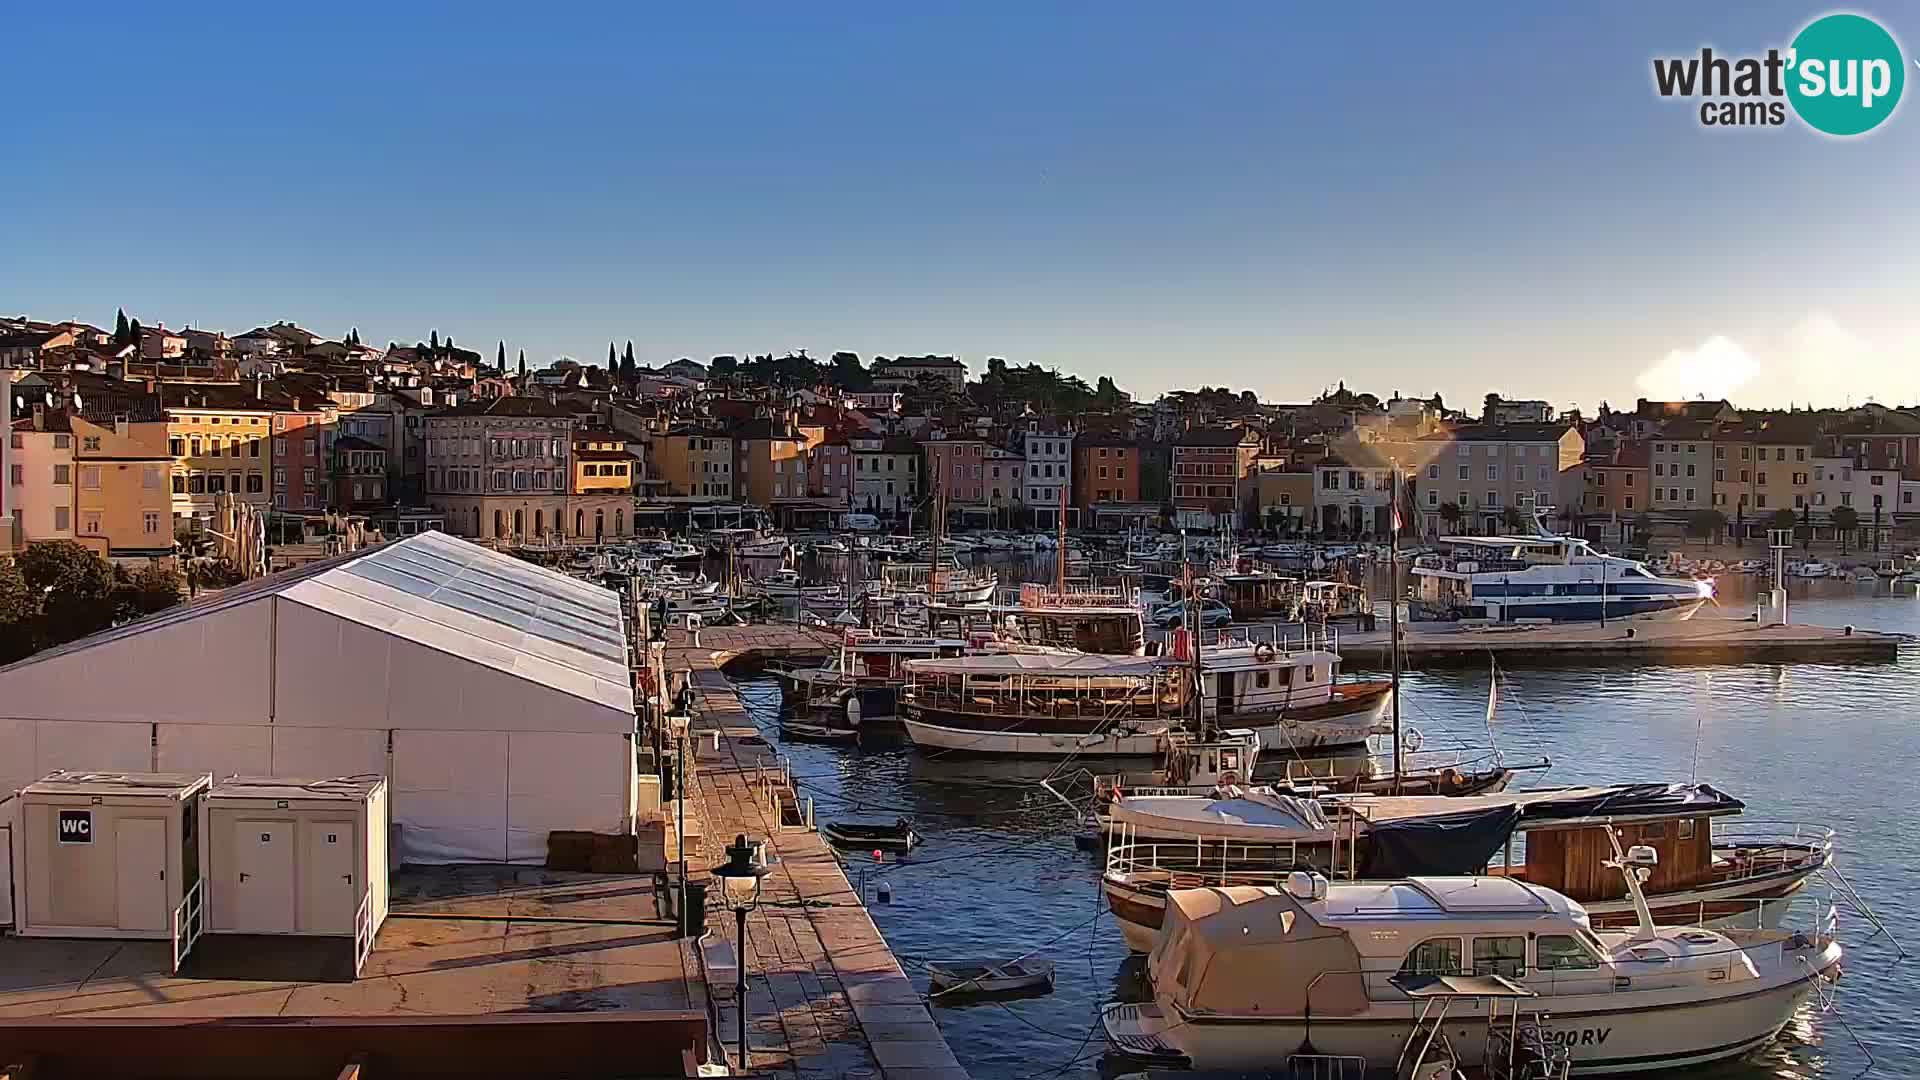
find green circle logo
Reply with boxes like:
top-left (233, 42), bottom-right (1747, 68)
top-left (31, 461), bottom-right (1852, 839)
top-left (1786, 13), bottom-right (1905, 135)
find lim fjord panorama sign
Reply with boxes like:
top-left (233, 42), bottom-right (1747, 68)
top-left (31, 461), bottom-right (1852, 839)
top-left (1653, 12), bottom-right (1906, 134)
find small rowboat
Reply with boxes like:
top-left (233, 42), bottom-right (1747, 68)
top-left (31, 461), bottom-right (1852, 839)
top-left (780, 719), bottom-right (860, 745)
top-left (822, 817), bottom-right (921, 852)
top-left (926, 957), bottom-right (1055, 997)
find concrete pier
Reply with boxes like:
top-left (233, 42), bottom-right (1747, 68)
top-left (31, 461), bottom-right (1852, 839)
top-left (1333, 615), bottom-right (1901, 666)
top-left (665, 624), bottom-right (968, 1080)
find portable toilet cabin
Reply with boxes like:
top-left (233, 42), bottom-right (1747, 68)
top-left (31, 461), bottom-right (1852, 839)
top-left (4, 771), bottom-right (211, 958)
top-left (199, 775), bottom-right (389, 978)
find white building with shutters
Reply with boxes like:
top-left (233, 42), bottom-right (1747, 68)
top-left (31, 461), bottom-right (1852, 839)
top-left (1022, 418), bottom-right (1073, 526)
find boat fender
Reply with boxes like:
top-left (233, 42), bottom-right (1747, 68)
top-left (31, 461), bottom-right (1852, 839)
top-left (846, 695), bottom-right (863, 727)
top-left (1254, 643), bottom-right (1277, 663)
top-left (876, 880), bottom-right (892, 904)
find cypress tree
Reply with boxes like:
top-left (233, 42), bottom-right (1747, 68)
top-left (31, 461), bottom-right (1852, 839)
top-left (430, 330), bottom-right (439, 352)
top-left (114, 309), bottom-right (130, 343)
top-left (518, 349), bottom-right (527, 378)
top-left (497, 341), bottom-right (506, 370)
top-left (128, 318), bottom-right (143, 345)
top-left (608, 342), bottom-right (617, 368)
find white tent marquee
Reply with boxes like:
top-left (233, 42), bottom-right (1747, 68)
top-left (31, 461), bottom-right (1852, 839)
top-left (0, 531), bottom-right (637, 864)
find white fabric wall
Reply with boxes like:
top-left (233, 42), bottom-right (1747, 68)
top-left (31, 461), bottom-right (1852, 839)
top-left (0, 593), bottom-right (635, 865)
top-left (392, 730), bottom-right (511, 863)
top-left (0, 601), bottom-right (272, 725)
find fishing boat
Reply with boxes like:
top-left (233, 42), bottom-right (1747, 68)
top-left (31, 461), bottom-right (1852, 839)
top-left (1102, 829), bottom-right (1843, 1075)
top-left (899, 625), bottom-right (1392, 757)
top-left (1411, 524), bottom-right (1712, 623)
top-left (773, 629), bottom-right (972, 711)
top-left (822, 818), bottom-right (921, 852)
top-left (926, 958), bottom-right (1055, 997)
top-left (1099, 782), bottom-right (1832, 952)
top-left (874, 559), bottom-right (998, 605)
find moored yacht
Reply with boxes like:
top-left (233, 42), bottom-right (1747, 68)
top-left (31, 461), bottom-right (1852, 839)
top-left (1101, 841), bottom-right (1843, 1074)
top-left (1412, 533), bottom-right (1711, 622)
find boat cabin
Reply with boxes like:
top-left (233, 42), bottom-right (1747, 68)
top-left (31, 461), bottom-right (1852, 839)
top-left (1170, 628), bottom-right (1344, 721)
top-left (1215, 572), bottom-right (1300, 620)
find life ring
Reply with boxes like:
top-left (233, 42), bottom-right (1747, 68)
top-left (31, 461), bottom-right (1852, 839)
top-left (1254, 643), bottom-right (1277, 663)
top-left (1401, 728), bottom-right (1425, 753)
top-left (1220, 770), bottom-right (1240, 786)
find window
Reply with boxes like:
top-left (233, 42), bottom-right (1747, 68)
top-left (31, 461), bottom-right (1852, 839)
top-left (170, 437), bottom-right (185, 456)
top-left (274, 437), bottom-right (286, 457)
top-left (144, 511), bottom-right (162, 535)
top-left (1255, 670), bottom-right (1271, 689)
top-left (230, 439), bottom-right (243, 458)
top-left (1428, 464), bottom-right (1438, 479)
top-left (1487, 464), bottom-right (1498, 480)
top-left (53, 465), bottom-right (70, 485)
top-left (249, 439), bottom-right (261, 457)
top-left (1457, 464), bottom-right (1469, 480)
top-left (1871, 474), bottom-right (1886, 486)
top-left (52, 434), bottom-right (70, 449)
top-left (1486, 490), bottom-right (1499, 507)
top-left (1654, 462), bottom-right (1664, 476)
top-left (1757, 472), bottom-right (1767, 485)
top-left (303, 467), bottom-right (317, 485)
top-left (1117, 466), bottom-right (1126, 479)
top-left (273, 466), bottom-right (287, 489)
top-left (54, 506), bottom-right (70, 531)
top-left (1427, 490), bottom-right (1438, 506)
top-left (1535, 934), bottom-right (1600, 972)
top-left (1757, 494), bottom-right (1768, 508)
top-left (80, 466), bottom-right (101, 490)
top-left (1624, 495), bottom-right (1635, 509)
top-left (1775, 448), bottom-right (1786, 461)
top-left (1399, 938), bottom-right (1463, 977)
top-left (1796, 448), bottom-right (1806, 461)
top-left (1473, 935), bottom-right (1527, 978)
top-left (1714, 468), bottom-right (1725, 482)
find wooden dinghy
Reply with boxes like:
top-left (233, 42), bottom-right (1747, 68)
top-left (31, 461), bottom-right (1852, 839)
top-left (926, 957), bottom-right (1055, 997)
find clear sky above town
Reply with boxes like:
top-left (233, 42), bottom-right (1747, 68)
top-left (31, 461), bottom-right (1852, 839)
top-left (7, 3), bottom-right (1917, 410)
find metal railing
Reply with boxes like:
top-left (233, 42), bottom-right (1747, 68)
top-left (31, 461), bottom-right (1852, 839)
top-left (354, 889), bottom-right (376, 975)
top-left (170, 879), bottom-right (205, 975)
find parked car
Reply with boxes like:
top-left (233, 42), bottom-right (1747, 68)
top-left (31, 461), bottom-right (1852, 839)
top-left (1151, 598), bottom-right (1232, 629)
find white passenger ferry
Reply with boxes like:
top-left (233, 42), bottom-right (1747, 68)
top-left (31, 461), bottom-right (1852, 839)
top-left (1411, 532), bottom-right (1710, 622)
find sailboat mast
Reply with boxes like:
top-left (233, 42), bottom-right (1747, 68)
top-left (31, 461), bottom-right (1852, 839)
top-left (1056, 482), bottom-right (1068, 595)
top-left (1390, 460), bottom-right (1403, 793)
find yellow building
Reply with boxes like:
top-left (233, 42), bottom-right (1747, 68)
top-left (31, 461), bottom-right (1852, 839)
top-left (736, 421), bottom-right (810, 506)
top-left (73, 406), bottom-right (175, 559)
top-left (653, 428), bottom-right (734, 498)
top-left (161, 385), bottom-right (273, 526)
top-left (573, 427), bottom-right (637, 494)
top-left (1712, 419), bottom-right (1819, 527)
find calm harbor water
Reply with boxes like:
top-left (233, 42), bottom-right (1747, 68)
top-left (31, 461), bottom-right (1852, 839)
top-left (732, 555), bottom-right (1920, 1080)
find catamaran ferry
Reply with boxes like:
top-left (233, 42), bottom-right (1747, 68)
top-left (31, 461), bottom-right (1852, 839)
top-left (1411, 533), bottom-right (1711, 622)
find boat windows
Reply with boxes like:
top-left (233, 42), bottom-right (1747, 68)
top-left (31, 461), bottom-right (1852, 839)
top-left (1256, 670), bottom-right (1271, 689)
top-left (1303, 665), bottom-right (1316, 683)
top-left (1679, 819), bottom-right (1696, 840)
top-left (1535, 934), bottom-right (1601, 972)
top-left (1278, 667), bottom-right (1293, 687)
top-left (1472, 935), bottom-right (1527, 978)
top-left (1397, 937), bottom-right (1463, 977)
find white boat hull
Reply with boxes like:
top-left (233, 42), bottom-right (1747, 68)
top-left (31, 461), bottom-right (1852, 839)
top-left (1106, 940), bottom-right (1839, 1074)
top-left (901, 716), bottom-right (1168, 757)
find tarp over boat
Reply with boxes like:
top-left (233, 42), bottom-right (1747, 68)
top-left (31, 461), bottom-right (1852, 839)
top-left (1358, 804), bottom-right (1524, 878)
top-left (1148, 886), bottom-right (1367, 1017)
top-left (1110, 791), bottom-right (1335, 843)
top-left (1340, 783), bottom-right (1745, 831)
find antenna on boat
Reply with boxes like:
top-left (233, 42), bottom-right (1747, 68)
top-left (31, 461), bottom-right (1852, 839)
top-left (1056, 481), bottom-right (1068, 598)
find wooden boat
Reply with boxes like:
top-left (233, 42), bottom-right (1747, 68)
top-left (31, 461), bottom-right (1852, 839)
top-left (822, 817), bottom-right (922, 852)
top-left (779, 717), bottom-right (860, 745)
top-left (899, 625), bottom-right (1391, 758)
top-left (1099, 782), bottom-right (1830, 952)
top-left (926, 957), bottom-right (1055, 997)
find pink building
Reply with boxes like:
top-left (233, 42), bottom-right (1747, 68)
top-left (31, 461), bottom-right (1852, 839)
top-left (923, 438), bottom-right (987, 503)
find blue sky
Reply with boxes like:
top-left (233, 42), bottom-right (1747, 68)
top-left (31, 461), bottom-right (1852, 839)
top-left (6, 3), bottom-right (1916, 409)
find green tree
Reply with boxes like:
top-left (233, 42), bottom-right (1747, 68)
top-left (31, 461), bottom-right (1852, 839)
top-left (623, 341), bottom-right (636, 380)
top-left (1438, 500), bottom-right (1463, 535)
top-left (1502, 506), bottom-right (1526, 532)
top-left (710, 355), bottom-right (739, 378)
top-left (113, 308), bottom-right (130, 344)
top-left (349, 327), bottom-right (360, 346)
top-left (497, 341), bottom-right (506, 371)
top-left (17, 541), bottom-right (117, 646)
top-left (114, 562), bottom-right (184, 620)
top-left (1831, 505), bottom-right (1859, 554)
top-left (1768, 507), bottom-right (1799, 542)
top-left (1629, 512), bottom-right (1654, 548)
top-left (127, 318), bottom-right (143, 345)
top-left (0, 556), bottom-right (36, 663)
top-left (429, 329), bottom-right (439, 352)
top-left (1686, 508), bottom-right (1728, 548)
top-left (517, 349), bottom-right (527, 378)
top-left (827, 352), bottom-right (871, 391)
top-left (608, 341), bottom-right (617, 368)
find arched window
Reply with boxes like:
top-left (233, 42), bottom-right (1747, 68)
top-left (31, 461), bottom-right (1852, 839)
top-left (472, 507), bottom-right (481, 535)
top-left (513, 509), bottom-right (524, 537)
top-left (534, 509), bottom-right (545, 536)
top-left (493, 509), bottom-right (504, 537)
top-left (575, 509), bottom-right (585, 535)
top-left (614, 508), bottom-right (624, 535)
top-left (594, 507), bottom-right (605, 541)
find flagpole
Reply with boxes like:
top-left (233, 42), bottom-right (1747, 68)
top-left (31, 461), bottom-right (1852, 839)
top-left (1390, 460), bottom-right (1403, 793)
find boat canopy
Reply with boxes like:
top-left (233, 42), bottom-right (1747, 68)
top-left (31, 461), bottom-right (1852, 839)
top-left (1149, 886), bottom-right (1367, 1017)
top-left (1359, 804), bottom-right (1524, 879)
top-left (904, 652), bottom-right (1167, 677)
top-left (1111, 791), bottom-right (1334, 842)
top-left (1340, 783), bottom-right (1744, 830)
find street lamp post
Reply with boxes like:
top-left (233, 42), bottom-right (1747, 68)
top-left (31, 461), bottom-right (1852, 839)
top-left (712, 834), bottom-right (768, 1073)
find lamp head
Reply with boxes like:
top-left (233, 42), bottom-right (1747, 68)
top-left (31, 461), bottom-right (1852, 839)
top-left (712, 833), bottom-right (767, 910)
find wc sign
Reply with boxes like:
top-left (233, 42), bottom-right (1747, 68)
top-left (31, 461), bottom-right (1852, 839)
top-left (57, 809), bottom-right (93, 844)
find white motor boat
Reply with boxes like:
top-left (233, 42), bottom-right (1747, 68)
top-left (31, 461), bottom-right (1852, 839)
top-left (1791, 561), bottom-right (1833, 579)
top-left (1102, 835), bottom-right (1843, 1075)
